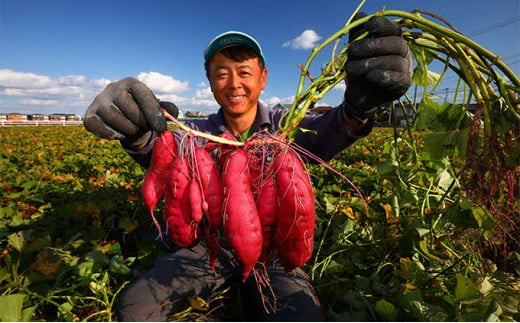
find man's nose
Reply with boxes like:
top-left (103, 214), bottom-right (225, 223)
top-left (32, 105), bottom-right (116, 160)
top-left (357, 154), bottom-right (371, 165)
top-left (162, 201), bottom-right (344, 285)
top-left (227, 73), bottom-right (242, 89)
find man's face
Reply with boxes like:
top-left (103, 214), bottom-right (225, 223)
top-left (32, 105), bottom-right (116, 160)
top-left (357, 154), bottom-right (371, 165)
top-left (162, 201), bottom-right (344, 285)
top-left (207, 51), bottom-right (267, 118)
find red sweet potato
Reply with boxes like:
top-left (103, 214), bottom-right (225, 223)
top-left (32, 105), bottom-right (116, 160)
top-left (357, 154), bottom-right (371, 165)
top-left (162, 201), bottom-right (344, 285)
top-left (188, 176), bottom-right (204, 224)
top-left (273, 147), bottom-right (316, 273)
top-left (142, 130), bottom-right (177, 238)
top-left (256, 170), bottom-right (278, 265)
top-left (164, 155), bottom-right (200, 248)
top-left (221, 148), bottom-right (262, 281)
top-left (202, 224), bottom-right (220, 272)
top-left (247, 145), bottom-right (279, 265)
top-left (142, 130), bottom-right (177, 211)
top-left (193, 147), bottom-right (223, 230)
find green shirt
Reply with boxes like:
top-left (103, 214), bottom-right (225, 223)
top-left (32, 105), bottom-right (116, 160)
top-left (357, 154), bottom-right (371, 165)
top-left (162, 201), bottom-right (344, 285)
top-left (236, 126), bottom-right (255, 142)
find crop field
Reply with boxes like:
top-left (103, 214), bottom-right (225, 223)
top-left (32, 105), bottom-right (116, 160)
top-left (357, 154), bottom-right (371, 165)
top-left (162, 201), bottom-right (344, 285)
top-left (1, 125), bottom-right (518, 321)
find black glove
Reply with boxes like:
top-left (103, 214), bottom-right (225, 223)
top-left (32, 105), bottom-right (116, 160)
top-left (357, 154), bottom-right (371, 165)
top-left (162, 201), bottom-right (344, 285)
top-left (342, 13), bottom-right (413, 123)
top-left (159, 101), bottom-right (179, 119)
top-left (83, 77), bottom-right (178, 148)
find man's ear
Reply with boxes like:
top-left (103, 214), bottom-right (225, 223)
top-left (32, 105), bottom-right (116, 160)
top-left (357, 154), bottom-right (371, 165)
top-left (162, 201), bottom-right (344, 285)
top-left (206, 72), bottom-right (214, 93)
top-left (261, 68), bottom-right (268, 90)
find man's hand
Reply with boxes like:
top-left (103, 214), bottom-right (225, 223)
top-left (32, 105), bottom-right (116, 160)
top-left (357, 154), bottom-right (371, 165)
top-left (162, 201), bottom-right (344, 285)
top-left (83, 77), bottom-right (178, 149)
top-left (342, 13), bottom-right (413, 123)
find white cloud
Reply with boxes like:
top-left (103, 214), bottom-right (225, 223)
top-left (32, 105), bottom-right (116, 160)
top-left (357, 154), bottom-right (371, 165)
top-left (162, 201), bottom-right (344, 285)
top-left (89, 78), bottom-right (111, 88)
top-left (154, 86), bottom-right (219, 115)
top-left (137, 71), bottom-right (189, 94)
top-left (19, 99), bottom-right (59, 106)
top-left (0, 69), bottom-right (111, 114)
top-left (0, 69), bottom-right (53, 88)
top-left (283, 30), bottom-right (322, 50)
top-left (57, 75), bottom-right (87, 86)
top-left (262, 96), bottom-right (281, 107)
top-left (333, 81), bottom-right (346, 91)
top-left (261, 95), bottom-right (295, 108)
top-left (194, 87), bottom-right (213, 99)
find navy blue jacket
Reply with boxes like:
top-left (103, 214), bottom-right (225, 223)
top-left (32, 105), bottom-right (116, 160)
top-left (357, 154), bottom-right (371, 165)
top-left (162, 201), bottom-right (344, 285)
top-left (125, 102), bottom-right (372, 168)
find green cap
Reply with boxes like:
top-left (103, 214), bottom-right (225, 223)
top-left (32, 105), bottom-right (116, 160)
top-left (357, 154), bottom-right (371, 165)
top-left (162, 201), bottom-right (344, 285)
top-left (204, 31), bottom-right (264, 64)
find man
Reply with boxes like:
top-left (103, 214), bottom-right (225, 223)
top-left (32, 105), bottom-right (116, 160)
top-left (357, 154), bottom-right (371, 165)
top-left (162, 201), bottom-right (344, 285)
top-left (84, 14), bottom-right (412, 321)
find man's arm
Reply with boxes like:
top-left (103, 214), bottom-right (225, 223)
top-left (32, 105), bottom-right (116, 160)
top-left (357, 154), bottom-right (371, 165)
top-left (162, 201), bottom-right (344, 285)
top-left (278, 106), bottom-right (372, 163)
top-left (342, 109), bottom-right (371, 136)
top-left (83, 77), bottom-right (179, 151)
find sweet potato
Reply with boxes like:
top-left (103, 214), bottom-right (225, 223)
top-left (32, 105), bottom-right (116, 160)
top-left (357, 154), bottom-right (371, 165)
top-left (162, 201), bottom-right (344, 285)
top-left (221, 148), bottom-right (262, 281)
top-left (247, 145), bottom-right (279, 265)
top-left (142, 130), bottom-right (177, 236)
top-left (142, 131), bottom-right (177, 209)
top-left (256, 170), bottom-right (278, 265)
top-left (202, 224), bottom-right (220, 272)
top-left (164, 155), bottom-right (200, 248)
top-left (193, 147), bottom-right (223, 230)
top-left (273, 147), bottom-right (316, 273)
top-left (188, 176), bottom-right (204, 224)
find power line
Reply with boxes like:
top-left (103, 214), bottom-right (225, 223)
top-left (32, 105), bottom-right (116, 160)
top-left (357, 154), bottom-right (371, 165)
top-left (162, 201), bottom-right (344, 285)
top-left (466, 15), bottom-right (520, 37)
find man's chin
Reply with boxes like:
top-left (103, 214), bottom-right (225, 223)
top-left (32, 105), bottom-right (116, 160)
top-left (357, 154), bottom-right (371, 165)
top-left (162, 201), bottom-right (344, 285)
top-left (222, 105), bottom-right (247, 117)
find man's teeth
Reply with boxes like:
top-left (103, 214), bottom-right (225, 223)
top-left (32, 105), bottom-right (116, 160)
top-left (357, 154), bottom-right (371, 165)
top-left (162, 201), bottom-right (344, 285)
top-left (229, 95), bottom-right (244, 99)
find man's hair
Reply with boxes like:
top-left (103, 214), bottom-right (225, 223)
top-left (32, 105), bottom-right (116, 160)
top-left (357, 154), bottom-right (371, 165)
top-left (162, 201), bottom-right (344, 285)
top-left (204, 45), bottom-right (265, 74)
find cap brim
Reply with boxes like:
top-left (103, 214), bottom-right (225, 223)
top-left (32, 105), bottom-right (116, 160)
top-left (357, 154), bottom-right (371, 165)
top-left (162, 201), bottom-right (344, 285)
top-left (204, 31), bottom-right (264, 64)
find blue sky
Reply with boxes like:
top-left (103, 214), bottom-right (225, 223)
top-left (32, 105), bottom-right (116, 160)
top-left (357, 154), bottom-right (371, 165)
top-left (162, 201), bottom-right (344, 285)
top-left (0, 0), bottom-right (518, 116)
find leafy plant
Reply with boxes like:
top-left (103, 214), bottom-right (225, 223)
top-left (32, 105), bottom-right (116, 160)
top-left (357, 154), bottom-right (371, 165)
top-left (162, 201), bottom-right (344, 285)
top-left (299, 3), bottom-right (519, 320)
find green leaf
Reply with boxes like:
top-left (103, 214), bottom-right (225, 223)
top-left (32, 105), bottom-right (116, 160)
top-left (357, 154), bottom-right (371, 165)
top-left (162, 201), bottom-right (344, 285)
top-left (86, 250), bottom-right (110, 269)
top-left (77, 251), bottom-right (109, 277)
top-left (375, 299), bottom-right (397, 321)
top-left (109, 256), bottom-right (135, 276)
top-left (422, 132), bottom-right (454, 160)
top-left (7, 231), bottom-right (25, 253)
top-left (414, 99), bottom-right (471, 134)
top-left (455, 274), bottom-right (481, 301)
top-left (399, 289), bottom-right (448, 321)
top-left (471, 206), bottom-right (496, 238)
top-left (484, 299), bottom-right (503, 322)
top-left (421, 128), bottom-right (469, 161)
top-left (58, 301), bottom-right (74, 321)
top-left (413, 68), bottom-right (441, 87)
top-left (21, 305), bottom-right (37, 321)
top-left (0, 294), bottom-right (30, 322)
top-left (7, 230), bottom-right (51, 253)
top-left (414, 99), bottom-right (440, 131)
top-left (410, 41), bottom-right (438, 86)
top-left (76, 260), bottom-right (95, 278)
top-left (324, 196), bottom-right (338, 214)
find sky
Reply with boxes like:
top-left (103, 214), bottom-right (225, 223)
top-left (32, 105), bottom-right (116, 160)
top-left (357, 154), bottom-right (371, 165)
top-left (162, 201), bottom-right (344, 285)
top-left (0, 0), bottom-right (519, 116)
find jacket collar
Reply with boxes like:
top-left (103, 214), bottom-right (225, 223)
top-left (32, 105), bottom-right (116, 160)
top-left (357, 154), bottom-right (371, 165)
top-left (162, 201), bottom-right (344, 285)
top-left (213, 102), bottom-right (273, 134)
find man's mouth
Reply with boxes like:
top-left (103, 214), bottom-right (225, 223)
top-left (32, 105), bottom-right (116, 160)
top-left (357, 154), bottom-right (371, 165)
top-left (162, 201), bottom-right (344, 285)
top-left (228, 95), bottom-right (246, 102)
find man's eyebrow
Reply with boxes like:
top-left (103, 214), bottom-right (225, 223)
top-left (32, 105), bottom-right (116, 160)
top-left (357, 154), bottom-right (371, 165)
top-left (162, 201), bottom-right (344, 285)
top-left (212, 64), bottom-right (252, 72)
top-left (212, 66), bottom-right (230, 73)
top-left (213, 65), bottom-right (229, 70)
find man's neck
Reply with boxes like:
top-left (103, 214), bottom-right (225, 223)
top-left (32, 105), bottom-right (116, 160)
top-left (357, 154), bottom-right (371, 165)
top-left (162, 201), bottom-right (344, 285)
top-left (223, 108), bottom-right (257, 137)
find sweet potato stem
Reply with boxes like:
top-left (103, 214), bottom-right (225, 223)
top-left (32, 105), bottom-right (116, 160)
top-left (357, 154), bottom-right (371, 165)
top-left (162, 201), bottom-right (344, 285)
top-left (162, 108), bottom-right (243, 147)
top-left (278, 6), bottom-right (519, 141)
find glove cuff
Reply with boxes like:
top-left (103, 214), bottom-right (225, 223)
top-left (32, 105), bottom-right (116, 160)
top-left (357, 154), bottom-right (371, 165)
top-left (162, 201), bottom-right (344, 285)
top-left (120, 131), bottom-right (153, 150)
top-left (341, 99), bottom-right (378, 124)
